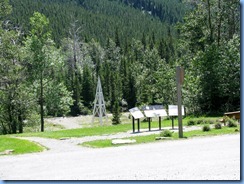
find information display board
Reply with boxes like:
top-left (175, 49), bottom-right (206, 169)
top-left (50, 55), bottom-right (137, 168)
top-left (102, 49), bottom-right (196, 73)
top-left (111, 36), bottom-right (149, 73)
top-left (168, 105), bottom-right (185, 116)
top-left (129, 107), bottom-right (144, 119)
top-left (142, 105), bottom-right (167, 117)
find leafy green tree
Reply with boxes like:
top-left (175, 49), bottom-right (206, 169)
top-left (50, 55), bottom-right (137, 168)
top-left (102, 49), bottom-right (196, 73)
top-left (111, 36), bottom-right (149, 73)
top-left (177, 0), bottom-right (240, 114)
top-left (24, 12), bottom-right (72, 131)
top-left (0, 1), bottom-right (35, 134)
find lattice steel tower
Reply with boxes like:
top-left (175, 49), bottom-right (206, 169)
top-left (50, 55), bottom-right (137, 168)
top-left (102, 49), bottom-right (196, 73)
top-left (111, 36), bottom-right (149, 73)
top-left (92, 76), bottom-right (107, 125)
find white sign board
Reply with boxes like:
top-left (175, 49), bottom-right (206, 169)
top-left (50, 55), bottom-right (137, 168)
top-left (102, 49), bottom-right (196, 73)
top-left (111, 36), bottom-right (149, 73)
top-left (142, 105), bottom-right (167, 118)
top-left (154, 109), bottom-right (167, 117)
top-left (168, 105), bottom-right (185, 116)
top-left (129, 107), bottom-right (144, 119)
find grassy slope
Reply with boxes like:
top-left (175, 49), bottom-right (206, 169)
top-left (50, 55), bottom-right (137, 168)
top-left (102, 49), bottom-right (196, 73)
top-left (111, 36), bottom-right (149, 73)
top-left (13, 116), bottom-right (220, 139)
top-left (0, 137), bottom-right (44, 155)
top-left (81, 126), bottom-right (240, 148)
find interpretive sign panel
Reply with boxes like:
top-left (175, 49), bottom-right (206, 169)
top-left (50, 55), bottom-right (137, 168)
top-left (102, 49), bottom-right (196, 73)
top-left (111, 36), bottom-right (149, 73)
top-left (142, 105), bottom-right (167, 117)
top-left (129, 107), bottom-right (144, 119)
top-left (168, 105), bottom-right (185, 116)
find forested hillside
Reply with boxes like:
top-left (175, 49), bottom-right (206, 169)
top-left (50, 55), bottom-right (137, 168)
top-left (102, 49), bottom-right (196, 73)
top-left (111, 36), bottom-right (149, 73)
top-left (8, 0), bottom-right (188, 46)
top-left (0, 0), bottom-right (240, 134)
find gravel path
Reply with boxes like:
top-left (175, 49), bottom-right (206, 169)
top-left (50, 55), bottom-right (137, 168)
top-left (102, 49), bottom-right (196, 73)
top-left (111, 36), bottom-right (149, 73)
top-left (0, 132), bottom-right (240, 180)
top-left (17, 126), bottom-right (202, 152)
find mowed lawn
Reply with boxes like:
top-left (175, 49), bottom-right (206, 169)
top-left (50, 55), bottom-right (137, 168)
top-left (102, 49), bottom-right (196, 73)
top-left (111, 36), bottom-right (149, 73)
top-left (13, 116), bottom-right (221, 139)
top-left (81, 125), bottom-right (240, 148)
top-left (1, 116), bottom-right (233, 155)
top-left (0, 137), bottom-right (44, 155)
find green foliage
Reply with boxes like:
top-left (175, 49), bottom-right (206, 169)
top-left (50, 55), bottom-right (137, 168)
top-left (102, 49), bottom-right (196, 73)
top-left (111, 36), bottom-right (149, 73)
top-left (202, 125), bottom-right (211, 132)
top-left (196, 119), bottom-right (204, 125)
top-left (160, 129), bottom-right (173, 137)
top-left (0, 0), bottom-right (240, 135)
top-left (112, 100), bottom-right (121, 125)
top-left (0, 0), bottom-right (12, 19)
top-left (177, 0), bottom-right (240, 114)
top-left (227, 118), bottom-right (238, 128)
top-left (0, 137), bottom-right (44, 155)
top-left (8, 0), bottom-right (186, 47)
top-left (44, 82), bottom-right (74, 117)
top-left (81, 125), bottom-right (239, 148)
top-left (187, 120), bottom-right (196, 126)
top-left (214, 122), bottom-right (222, 129)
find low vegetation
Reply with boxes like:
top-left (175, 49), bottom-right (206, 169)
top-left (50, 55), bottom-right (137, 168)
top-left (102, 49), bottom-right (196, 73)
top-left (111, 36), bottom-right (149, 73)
top-left (81, 126), bottom-right (240, 148)
top-left (202, 125), bottom-right (211, 132)
top-left (160, 129), bottom-right (173, 137)
top-left (0, 137), bottom-right (44, 155)
top-left (12, 116), bottom-right (221, 139)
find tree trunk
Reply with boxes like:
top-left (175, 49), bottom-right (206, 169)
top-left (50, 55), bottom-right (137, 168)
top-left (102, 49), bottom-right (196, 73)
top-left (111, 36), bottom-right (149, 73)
top-left (40, 74), bottom-right (44, 132)
top-left (206, 0), bottom-right (213, 43)
top-left (217, 0), bottom-right (222, 46)
top-left (18, 112), bottom-right (23, 133)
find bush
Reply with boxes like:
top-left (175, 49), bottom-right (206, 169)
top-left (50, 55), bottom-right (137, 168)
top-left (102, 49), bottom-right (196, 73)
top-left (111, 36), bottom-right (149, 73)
top-left (227, 118), bottom-right (238, 127)
top-left (196, 119), bottom-right (204, 124)
top-left (187, 120), bottom-right (196, 126)
top-left (202, 124), bottom-right (211, 132)
top-left (214, 122), bottom-right (222, 129)
top-left (160, 130), bottom-right (173, 137)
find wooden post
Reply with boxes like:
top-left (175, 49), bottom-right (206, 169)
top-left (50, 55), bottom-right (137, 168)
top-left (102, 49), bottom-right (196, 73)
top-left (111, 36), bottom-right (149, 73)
top-left (171, 117), bottom-right (174, 129)
top-left (176, 66), bottom-right (184, 138)
top-left (149, 118), bottom-right (151, 131)
top-left (137, 119), bottom-right (140, 132)
top-left (159, 117), bottom-right (161, 130)
top-left (132, 117), bottom-right (135, 133)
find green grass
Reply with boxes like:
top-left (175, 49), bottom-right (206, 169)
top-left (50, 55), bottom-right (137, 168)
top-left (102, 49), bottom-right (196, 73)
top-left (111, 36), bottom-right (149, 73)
top-left (13, 116), bottom-right (221, 139)
top-left (81, 126), bottom-right (239, 148)
top-left (0, 137), bottom-right (44, 155)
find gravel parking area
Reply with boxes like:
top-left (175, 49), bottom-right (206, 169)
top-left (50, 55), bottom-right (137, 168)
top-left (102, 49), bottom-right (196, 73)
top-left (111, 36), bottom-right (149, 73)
top-left (0, 133), bottom-right (240, 180)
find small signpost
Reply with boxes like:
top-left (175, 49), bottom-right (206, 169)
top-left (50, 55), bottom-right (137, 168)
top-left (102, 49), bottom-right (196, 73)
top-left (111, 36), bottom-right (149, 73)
top-left (129, 107), bottom-right (144, 133)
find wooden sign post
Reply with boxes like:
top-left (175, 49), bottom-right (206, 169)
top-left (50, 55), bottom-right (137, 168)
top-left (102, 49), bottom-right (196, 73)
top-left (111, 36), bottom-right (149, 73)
top-left (176, 66), bottom-right (184, 138)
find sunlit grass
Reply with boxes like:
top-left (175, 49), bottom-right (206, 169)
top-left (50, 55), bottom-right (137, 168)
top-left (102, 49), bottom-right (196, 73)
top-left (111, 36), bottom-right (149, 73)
top-left (0, 137), bottom-right (44, 155)
top-left (81, 125), bottom-right (240, 148)
top-left (12, 116), bottom-right (221, 139)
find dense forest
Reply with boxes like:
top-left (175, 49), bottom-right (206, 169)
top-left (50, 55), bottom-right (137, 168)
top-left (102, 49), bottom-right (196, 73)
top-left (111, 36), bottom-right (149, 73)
top-left (0, 0), bottom-right (240, 134)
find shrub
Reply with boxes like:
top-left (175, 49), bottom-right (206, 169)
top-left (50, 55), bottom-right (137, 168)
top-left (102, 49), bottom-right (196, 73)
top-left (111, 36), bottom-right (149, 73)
top-left (160, 130), bottom-right (173, 137)
top-left (196, 119), bottom-right (204, 124)
top-left (207, 119), bottom-right (215, 124)
top-left (227, 118), bottom-right (238, 127)
top-left (202, 125), bottom-right (211, 132)
top-left (187, 120), bottom-right (196, 126)
top-left (214, 122), bottom-right (222, 129)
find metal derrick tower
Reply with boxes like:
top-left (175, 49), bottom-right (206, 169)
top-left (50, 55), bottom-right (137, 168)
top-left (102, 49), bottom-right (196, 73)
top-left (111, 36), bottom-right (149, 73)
top-left (92, 76), bottom-right (107, 125)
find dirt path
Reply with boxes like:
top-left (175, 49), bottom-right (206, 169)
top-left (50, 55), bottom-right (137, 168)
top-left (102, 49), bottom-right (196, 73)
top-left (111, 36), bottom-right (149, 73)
top-left (45, 113), bottom-right (130, 130)
top-left (0, 133), bottom-right (240, 180)
top-left (18, 126), bottom-right (202, 152)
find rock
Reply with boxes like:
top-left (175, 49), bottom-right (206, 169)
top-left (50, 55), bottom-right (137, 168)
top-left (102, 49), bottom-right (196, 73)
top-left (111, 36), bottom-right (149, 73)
top-left (4, 150), bottom-right (14, 155)
top-left (112, 139), bottom-right (136, 145)
top-left (59, 137), bottom-right (70, 140)
top-left (155, 137), bottom-right (172, 140)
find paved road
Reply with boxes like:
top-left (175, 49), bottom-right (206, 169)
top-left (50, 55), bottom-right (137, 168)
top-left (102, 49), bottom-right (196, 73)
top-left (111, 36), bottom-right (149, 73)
top-left (0, 134), bottom-right (240, 180)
